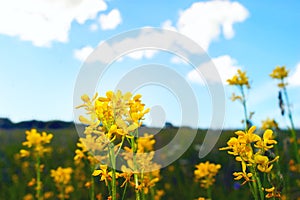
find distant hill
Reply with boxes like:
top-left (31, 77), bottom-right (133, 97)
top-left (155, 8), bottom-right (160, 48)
top-left (0, 118), bottom-right (74, 129)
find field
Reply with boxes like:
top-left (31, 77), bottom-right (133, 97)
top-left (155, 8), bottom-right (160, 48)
top-left (1, 125), bottom-right (299, 200)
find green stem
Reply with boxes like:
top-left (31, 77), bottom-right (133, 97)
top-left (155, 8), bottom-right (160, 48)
top-left (36, 155), bottom-right (42, 200)
top-left (91, 165), bottom-right (95, 200)
top-left (207, 186), bottom-right (212, 199)
top-left (121, 182), bottom-right (128, 200)
top-left (240, 85), bottom-right (249, 131)
top-left (254, 172), bottom-right (264, 200)
top-left (150, 186), bottom-right (155, 200)
top-left (248, 181), bottom-right (256, 199)
top-left (250, 167), bottom-right (259, 200)
top-left (109, 144), bottom-right (117, 200)
top-left (60, 184), bottom-right (65, 200)
top-left (282, 84), bottom-right (300, 164)
top-left (131, 130), bottom-right (141, 200)
top-left (115, 136), bottom-right (125, 157)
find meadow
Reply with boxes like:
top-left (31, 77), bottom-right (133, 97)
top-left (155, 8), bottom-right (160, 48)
top-left (0, 125), bottom-right (299, 200)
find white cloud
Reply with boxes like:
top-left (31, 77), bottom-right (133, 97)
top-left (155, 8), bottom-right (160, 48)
top-left (0, 0), bottom-right (107, 47)
top-left (161, 20), bottom-right (177, 31)
top-left (74, 46), bottom-right (94, 62)
top-left (289, 62), bottom-right (300, 86)
top-left (187, 55), bottom-right (240, 85)
top-left (163, 0), bottom-right (249, 51)
top-left (90, 23), bottom-right (98, 31)
top-left (99, 9), bottom-right (122, 30)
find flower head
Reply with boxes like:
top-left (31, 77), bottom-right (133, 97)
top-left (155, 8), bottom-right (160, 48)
top-left (255, 129), bottom-right (277, 151)
top-left (51, 167), bottom-right (73, 185)
top-left (194, 161), bottom-right (221, 189)
top-left (21, 129), bottom-right (53, 157)
top-left (227, 69), bottom-right (250, 88)
top-left (270, 66), bottom-right (289, 80)
top-left (263, 187), bottom-right (281, 199)
top-left (261, 118), bottom-right (279, 131)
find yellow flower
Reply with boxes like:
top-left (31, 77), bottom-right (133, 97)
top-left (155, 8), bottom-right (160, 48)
top-left (235, 126), bottom-right (261, 144)
top-left (255, 129), bottom-right (277, 151)
top-left (92, 165), bottom-right (115, 186)
top-left (261, 118), bottom-right (279, 130)
top-left (74, 149), bottom-right (85, 161)
top-left (263, 187), bottom-right (281, 199)
top-left (270, 66), bottom-right (289, 80)
top-left (21, 129), bottom-right (53, 158)
top-left (137, 133), bottom-right (156, 152)
top-left (22, 129), bottom-right (53, 148)
top-left (154, 189), bottom-right (164, 200)
top-left (119, 165), bottom-right (134, 187)
top-left (20, 149), bottom-right (30, 157)
top-left (233, 171), bottom-right (253, 185)
top-left (289, 159), bottom-right (300, 172)
top-left (194, 161), bottom-right (221, 189)
top-left (227, 69), bottom-right (250, 88)
top-left (27, 178), bottom-right (36, 187)
top-left (23, 194), bottom-right (34, 200)
top-left (220, 126), bottom-right (260, 163)
top-left (138, 175), bottom-right (160, 194)
top-left (254, 154), bottom-right (279, 173)
top-left (51, 167), bottom-right (73, 185)
top-left (43, 191), bottom-right (54, 199)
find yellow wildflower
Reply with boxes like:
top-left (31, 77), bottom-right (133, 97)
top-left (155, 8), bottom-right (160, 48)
top-left (23, 194), bottom-right (34, 200)
top-left (51, 167), bottom-right (73, 185)
top-left (233, 171), bottom-right (253, 185)
top-left (269, 66), bottom-right (289, 80)
top-left (261, 118), bottom-right (279, 130)
top-left (227, 69), bottom-right (250, 88)
top-left (137, 133), bottom-right (156, 152)
top-left (20, 149), bottom-right (30, 157)
top-left (154, 189), bottom-right (165, 200)
top-left (194, 161), bottom-right (221, 189)
top-left (254, 154), bottom-right (279, 173)
top-left (263, 187), bottom-right (281, 199)
top-left (255, 129), bottom-right (277, 151)
top-left (92, 165), bottom-right (116, 186)
top-left (21, 129), bottom-right (53, 157)
top-left (22, 129), bottom-right (53, 148)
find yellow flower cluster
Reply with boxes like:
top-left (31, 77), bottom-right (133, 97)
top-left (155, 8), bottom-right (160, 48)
top-left (269, 66), bottom-right (289, 88)
top-left (194, 161), bottom-right (221, 189)
top-left (77, 90), bottom-right (150, 142)
top-left (77, 90), bottom-right (162, 200)
top-left (261, 118), bottom-right (279, 131)
top-left (262, 187), bottom-right (281, 199)
top-left (220, 126), bottom-right (279, 184)
top-left (51, 167), bottom-right (74, 199)
top-left (227, 69), bottom-right (250, 88)
top-left (119, 133), bottom-right (161, 194)
top-left (269, 66), bottom-right (289, 80)
top-left (20, 129), bottom-right (53, 158)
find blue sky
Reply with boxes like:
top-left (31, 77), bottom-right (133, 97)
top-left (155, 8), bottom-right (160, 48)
top-left (0, 0), bottom-right (299, 129)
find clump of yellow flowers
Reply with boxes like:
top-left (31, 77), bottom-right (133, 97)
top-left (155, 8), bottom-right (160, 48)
top-left (227, 69), bottom-right (252, 130)
top-left (51, 167), bottom-right (74, 200)
top-left (270, 66), bottom-right (299, 165)
top-left (20, 129), bottom-right (53, 200)
top-left (194, 161), bottom-right (221, 199)
top-left (220, 126), bottom-right (281, 199)
top-left (269, 66), bottom-right (289, 88)
top-left (261, 118), bottom-right (279, 131)
top-left (227, 69), bottom-right (250, 88)
top-left (77, 90), bottom-right (162, 200)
